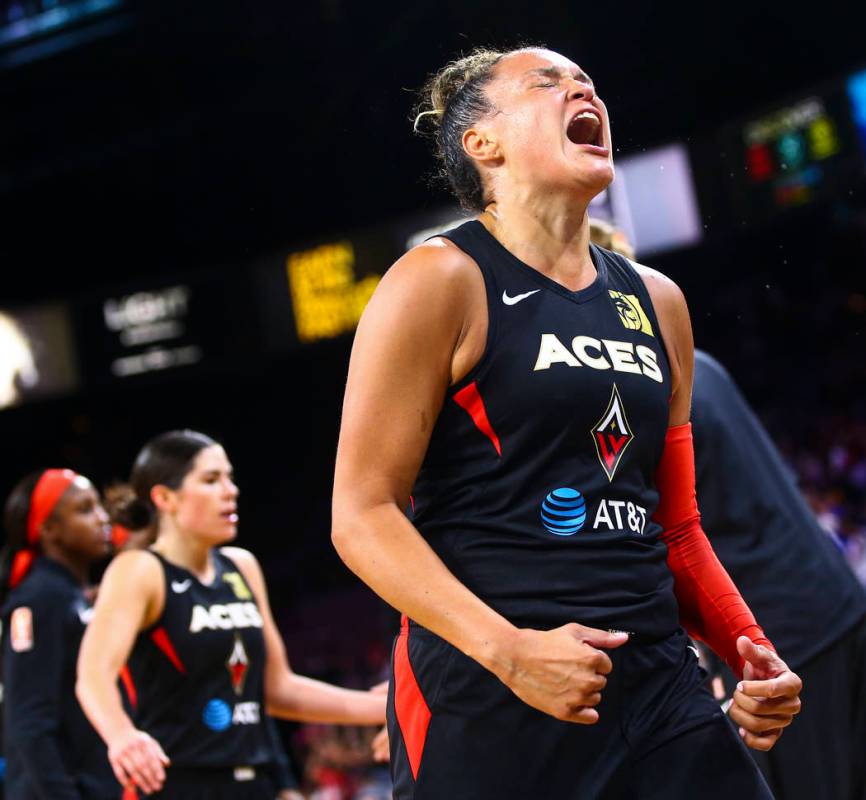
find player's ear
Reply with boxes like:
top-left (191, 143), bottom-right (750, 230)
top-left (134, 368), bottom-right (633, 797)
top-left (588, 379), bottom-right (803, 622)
top-left (39, 515), bottom-right (62, 545)
top-left (150, 484), bottom-right (176, 514)
top-left (463, 126), bottom-right (501, 165)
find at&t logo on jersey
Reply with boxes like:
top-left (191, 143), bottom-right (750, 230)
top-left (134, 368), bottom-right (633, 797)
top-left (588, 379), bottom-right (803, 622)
top-left (202, 698), bottom-right (261, 731)
top-left (540, 488), bottom-right (587, 535)
top-left (189, 601), bottom-right (264, 633)
top-left (593, 499), bottom-right (648, 535)
top-left (592, 384), bottom-right (634, 481)
top-left (533, 334), bottom-right (663, 382)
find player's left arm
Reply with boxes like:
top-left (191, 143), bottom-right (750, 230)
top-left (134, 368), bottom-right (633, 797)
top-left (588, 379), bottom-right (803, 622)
top-left (638, 264), bottom-right (802, 752)
top-left (222, 547), bottom-right (386, 726)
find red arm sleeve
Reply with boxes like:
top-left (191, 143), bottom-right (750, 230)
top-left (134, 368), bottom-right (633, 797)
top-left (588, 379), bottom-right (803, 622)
top-left (653, 423), bottom-right (774, 678)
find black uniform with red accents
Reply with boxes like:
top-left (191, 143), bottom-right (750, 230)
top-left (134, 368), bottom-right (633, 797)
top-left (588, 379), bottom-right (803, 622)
top-left (388, 221), bottom-right (772, 800)
top-left (1, 558), bottom-right (119, 799)
top-left (127, 550), bottom-right (271, 774)
top-left (412, 220), bottom-right (675, 636)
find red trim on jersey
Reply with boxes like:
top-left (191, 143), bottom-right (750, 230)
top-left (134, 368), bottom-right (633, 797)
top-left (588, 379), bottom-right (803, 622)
top-left (453, 381), bottom-right (502, 457)
top-left (150, 626), bottom-right (187, 674)
top-left (122, 785), bottom-right (139, 800)
top-left (653, 423), bottom-right (774, 678)
top-left (394, 617), bottom-right (431, 781)
top-left (119, 664), bottom-right (138, 711)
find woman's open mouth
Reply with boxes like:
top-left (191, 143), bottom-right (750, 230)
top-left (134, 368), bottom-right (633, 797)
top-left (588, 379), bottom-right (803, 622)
top-left (566, 110), bottom-right (605, 150)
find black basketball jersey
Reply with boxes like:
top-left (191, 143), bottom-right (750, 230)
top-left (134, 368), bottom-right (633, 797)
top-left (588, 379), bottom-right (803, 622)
top-left (126, 550), bottom-right (270, 768)
top-left (410, 220), bottom-right (678, 638)
top-left (1, 558), bottom-right (118, 799)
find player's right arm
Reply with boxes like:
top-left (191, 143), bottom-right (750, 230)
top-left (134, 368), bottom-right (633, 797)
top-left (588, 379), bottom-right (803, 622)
top-left (332, 241), bottom-right (626, 724)
top-left (76, 551), bottom-right (170, 794)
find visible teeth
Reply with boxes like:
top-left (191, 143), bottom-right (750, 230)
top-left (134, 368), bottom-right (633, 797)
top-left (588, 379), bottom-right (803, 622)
top-left (576, 111), bottom-right (597, 120)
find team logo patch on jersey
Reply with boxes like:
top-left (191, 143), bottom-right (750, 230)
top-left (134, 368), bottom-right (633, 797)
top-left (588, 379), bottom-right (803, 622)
top-left (222, 572), bottom-right (252, 600)
top-left (202, 698), bottom-right (232, 732)
top-left (540, 488), bottom-right (587, 536)
top-left (226, 632), bottom-right (249, 696)
top-left (608, 291), bottom-right (654, 337)
top-left (10, 606), bottom-right (33, 652)
top-left (592, 384), bottom-right (634, 481)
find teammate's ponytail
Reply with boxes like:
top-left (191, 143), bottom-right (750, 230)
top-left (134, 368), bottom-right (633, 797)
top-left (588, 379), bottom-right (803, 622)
top-left (105, 483), bottom-right (155, 531)
top-left (0, 471), bottom-right (45, 606)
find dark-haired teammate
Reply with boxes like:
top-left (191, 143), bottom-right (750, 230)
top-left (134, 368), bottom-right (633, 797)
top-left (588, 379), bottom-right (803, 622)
top-left (332, 47), bottom-right (802, 798)
top-left (77, 430), bottom-right (385, 798)
top-left (103, 481), bottom-right (305, 799)
top-left (691, 351), bottom-right (866, 800)
top-left (1, 469), bottom-right (118, 798)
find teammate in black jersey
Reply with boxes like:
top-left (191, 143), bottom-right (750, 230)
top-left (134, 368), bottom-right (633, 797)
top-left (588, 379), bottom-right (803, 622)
top-left (103, 482), bottom-right (306, 799)
top-left (77, 430), bottom-right (386, 798)
top-left (331, 47), bottom-right (803, 798)
top-left (691, 351), bottom-right (866, 800)
top-left (1, 468), bottom-right (117, 799)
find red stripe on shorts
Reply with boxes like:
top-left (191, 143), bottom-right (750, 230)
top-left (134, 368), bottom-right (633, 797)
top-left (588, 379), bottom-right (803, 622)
top-left (394, 618), bottom-right (431, 780)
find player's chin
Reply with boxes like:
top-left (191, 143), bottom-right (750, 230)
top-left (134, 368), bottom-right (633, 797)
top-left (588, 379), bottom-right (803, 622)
top-left (565, 156), bottom-right (613, 194)
top-left (208, 525), bottom-right (238, 545)
top-left (581, 159), bottom-right (614, 188)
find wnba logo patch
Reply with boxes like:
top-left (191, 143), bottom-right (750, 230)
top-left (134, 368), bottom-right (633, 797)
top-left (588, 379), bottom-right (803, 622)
top-left (608, 291), bottom-right (654, 337)
top-left (226, 633), bottom-right (249, 696)
top-left (540, 488), bottom-right (587, 535)
top-left (592, 384), bottom-right (634, 481)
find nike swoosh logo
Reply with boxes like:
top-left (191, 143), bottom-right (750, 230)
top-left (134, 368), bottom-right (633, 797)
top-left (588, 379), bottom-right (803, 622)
top-left (171, 579), bottom-right (192, 593)
top-left (502, 289), bottom-right (540, 306)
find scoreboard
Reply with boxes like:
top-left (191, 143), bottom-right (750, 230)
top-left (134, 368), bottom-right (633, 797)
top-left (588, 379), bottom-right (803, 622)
top-left (722, 84), bottom-right (862, 220)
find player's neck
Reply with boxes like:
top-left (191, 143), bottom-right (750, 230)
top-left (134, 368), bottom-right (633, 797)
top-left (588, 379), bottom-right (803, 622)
top-left (480, 197), bottom-right (595, 290)
top-left (43, 548), bottom-right (90, 585)
top-left (152, 530), bottom-right (214, 582)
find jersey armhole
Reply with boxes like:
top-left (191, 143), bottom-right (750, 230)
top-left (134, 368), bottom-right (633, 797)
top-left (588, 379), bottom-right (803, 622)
top-left (138, 549), bottom-right (168, 635)
top-left (438, 230), bottom-right (500, 397)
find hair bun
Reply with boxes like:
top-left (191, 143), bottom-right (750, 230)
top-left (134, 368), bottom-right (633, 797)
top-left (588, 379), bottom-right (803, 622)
top-left (104, 484), bottom-right (154, 532)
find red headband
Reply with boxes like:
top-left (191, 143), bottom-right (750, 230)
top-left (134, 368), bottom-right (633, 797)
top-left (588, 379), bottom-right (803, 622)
top-left (9, 469), bottom-right (80, 588)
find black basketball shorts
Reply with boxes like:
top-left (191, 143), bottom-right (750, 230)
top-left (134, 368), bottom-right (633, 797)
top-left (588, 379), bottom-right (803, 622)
top-left (387, 618), bottom-right (773, 800)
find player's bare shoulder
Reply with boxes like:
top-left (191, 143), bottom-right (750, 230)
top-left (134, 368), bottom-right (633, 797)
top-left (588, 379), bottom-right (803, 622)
top-left (380, 235), bottom-right (484, 300)
top-left (629, 260), bottom-right (688, 321)
top-left (103, 548), bottom-right (163, 587)
top-left (628, 258), bottom-right (693, 384)
top-left (356, 233), bottom-right (486, 358)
